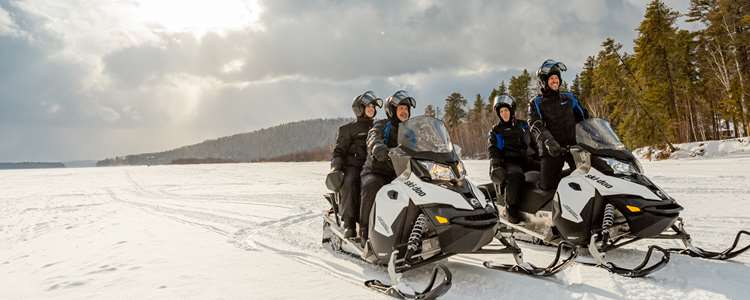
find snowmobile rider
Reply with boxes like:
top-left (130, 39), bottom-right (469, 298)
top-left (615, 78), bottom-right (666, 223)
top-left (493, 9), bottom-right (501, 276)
top-left (529, 59), bottom-right (589, 192)
top-left (360, 90), bottom-right (416, 243)
top-left (330, 91), bottom-right (382, 238)
top-left (488, 94), bottom-right (539, 224)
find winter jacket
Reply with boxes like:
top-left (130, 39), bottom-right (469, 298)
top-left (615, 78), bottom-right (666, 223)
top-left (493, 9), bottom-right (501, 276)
top-left (362, 117), bottom-right (401, 177)
top-left (331, 117), bottom-right (374, 170)
top-left (528, 90), bottom-right (589, 151)
top-left (488, 119), bottom-right (531, 168)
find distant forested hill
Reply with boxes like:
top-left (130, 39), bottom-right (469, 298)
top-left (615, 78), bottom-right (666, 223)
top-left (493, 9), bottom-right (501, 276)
top-left (97, 118), bottom-right (351, 166)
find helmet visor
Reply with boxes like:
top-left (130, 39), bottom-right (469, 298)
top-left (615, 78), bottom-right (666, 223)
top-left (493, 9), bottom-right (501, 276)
top-left (540, 60), bottom-right (567, 75)
top-left (360, 91), bottom-right (383, 107)
top-left (494, 94), bottom-right (514, 108)
top-left (392, 90), bottom-right (416, 108)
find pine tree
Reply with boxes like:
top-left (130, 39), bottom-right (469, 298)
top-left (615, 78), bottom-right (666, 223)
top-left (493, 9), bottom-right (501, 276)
top-left (443, 92), bottom-right (467, 129)
top-left (470, 94), bottom-right (485, 121)
top-left (632, 0), bottom-right (682, 146)
top-left (424, 104), bottom-right (436, 118)
top-left (508, 70), bottom-right (533, 119)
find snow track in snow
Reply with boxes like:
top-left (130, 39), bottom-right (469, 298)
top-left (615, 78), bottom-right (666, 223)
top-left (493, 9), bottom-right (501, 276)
top-left (1, 159), bottom-right (749, 299)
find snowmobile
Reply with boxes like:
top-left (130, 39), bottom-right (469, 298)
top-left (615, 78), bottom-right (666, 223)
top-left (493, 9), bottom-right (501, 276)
top-left (480, 118), bottom-right (750, 278)
top-left (322, 116), bottom-right (577, 300)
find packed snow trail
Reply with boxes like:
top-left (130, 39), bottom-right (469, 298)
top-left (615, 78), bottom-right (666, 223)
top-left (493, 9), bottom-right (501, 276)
top-left (1, 159), bottom-right (749, 299)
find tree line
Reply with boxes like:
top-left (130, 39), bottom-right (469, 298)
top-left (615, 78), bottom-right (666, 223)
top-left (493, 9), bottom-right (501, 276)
top-left (434, 0), bottom-right (749, 158)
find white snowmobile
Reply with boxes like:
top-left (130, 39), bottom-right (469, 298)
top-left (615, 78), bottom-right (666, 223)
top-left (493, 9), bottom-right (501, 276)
top-left (322, 116), bottom-right (576, 300)
top-left (481, 118), bottom-right (749, 278)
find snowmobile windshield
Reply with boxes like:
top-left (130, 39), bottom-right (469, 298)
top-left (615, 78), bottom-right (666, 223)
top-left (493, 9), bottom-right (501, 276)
top-left (398, 116), bottom-right (454, 153)
top-left (576, 118), bottom-right (626, 150)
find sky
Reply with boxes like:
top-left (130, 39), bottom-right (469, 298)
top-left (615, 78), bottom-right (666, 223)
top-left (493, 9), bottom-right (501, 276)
top-left (0, 0), bottom-right (692, 162)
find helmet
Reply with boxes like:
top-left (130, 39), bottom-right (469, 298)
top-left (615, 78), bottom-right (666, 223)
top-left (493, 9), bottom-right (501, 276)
top-left (493, 94), bottom-right (516, 118)
top-left (536, 59), bottom-right (567, 89)
top-left (352, 91), bottom-right (383, 118)
top-left (385, 90), bottom-right (416, 119)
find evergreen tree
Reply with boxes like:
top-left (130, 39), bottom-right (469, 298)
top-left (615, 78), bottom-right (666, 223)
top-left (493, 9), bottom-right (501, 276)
top-left (443, 92), bottom-right (467, 129)
top-left (470, 94), bottom-right (485, 121)
top-left (508, 70), bottom-right (533, 118)
top-left (424, 104), bottom-right (436, 118)
top-left (631, 0), bottom-right (682, 146)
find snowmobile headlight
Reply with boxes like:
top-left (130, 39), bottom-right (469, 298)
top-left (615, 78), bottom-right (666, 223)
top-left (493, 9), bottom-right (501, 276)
top-left (603, 158), bottom-right (638, 175)
top-left (417, 161), bottom-right (457, 181)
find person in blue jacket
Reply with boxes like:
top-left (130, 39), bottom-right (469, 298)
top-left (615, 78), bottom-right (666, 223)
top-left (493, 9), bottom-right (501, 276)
top-left (528, 59), bottom-right (589, 193)
top-left (488, 94), bottom-right (537, 224)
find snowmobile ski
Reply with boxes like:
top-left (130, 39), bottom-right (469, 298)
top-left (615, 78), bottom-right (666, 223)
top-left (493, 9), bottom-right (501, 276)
top-left (585, 233), bottom-right (670, 278)
top-left (483, 233), bottom-right (577, 277)
top-left (364, 251), bottom-right (452, 300)
top-left (666, 218), bottom-right (750, 260)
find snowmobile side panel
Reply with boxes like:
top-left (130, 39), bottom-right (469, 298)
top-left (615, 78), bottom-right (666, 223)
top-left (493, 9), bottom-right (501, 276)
top-left (556, 176), bottom-right (597, 223)
top-left (374, 182), bottom-right (411, 238)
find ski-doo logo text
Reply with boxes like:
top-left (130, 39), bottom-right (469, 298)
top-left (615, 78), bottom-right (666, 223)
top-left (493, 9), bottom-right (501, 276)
top-left (585, 174), bottom-right (613, 189)
top-left (404, 181), bottom-right (426, 197)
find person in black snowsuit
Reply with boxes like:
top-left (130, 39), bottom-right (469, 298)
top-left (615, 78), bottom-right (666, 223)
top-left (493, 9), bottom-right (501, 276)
top-left (360, 90), bottom-right (416, 243)
top-left (330, 91), bottom-right (382, 238)
top-left (528, 59), bottom-right (589, 192)
top-left (488, 94), bottom-right (539, 224)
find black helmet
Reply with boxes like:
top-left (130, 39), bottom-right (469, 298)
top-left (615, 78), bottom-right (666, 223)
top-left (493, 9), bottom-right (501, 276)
top-left (493, 94), bottom-right (516, 118)
top-left (536, 59), bottom-right (567, 89)
top-left (385, 90), bottom-right (416, 119)
top-left (352, 90), bottom-right (383, 118)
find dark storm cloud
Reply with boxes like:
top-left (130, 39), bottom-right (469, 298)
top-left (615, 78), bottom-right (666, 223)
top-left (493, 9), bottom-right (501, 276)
top-left (0, 0), bottom-right (689, 161)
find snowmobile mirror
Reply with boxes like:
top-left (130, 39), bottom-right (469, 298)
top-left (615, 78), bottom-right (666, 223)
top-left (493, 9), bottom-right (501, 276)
top-left (387, 190), bottom-right (398, 200)
top-left (568, 182), bottom-right (581, 191)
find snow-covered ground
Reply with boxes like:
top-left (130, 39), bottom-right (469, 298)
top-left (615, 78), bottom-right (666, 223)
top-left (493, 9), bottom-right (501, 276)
top-left (1, 158), bottom-right (749, 299)
top-left (635, 137), bottom-right (750, 160)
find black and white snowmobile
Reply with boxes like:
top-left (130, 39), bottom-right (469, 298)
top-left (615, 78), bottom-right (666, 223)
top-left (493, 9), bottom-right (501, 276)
top-left (322, 116), bottom-right (577, 300)
top-left (480, 118), bottom-right (749, 278)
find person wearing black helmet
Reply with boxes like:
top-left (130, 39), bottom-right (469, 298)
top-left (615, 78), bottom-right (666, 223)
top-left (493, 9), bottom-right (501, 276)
top-left (488, 94), bottom-right (538, 224)
top-left (529, 59), bottom-right (589, 192)
top-left (359, 90), bottom-right (416, 243)
top-left (330, 91), bottom-right (382, 238)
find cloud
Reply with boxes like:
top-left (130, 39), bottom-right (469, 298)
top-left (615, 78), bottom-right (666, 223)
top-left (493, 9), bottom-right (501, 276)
top-left (0, 0), bottom-right (689, 161)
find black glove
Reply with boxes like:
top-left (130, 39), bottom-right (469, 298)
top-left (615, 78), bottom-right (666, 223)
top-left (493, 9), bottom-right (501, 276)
top-left (373, 144), bottom-right (389, 161)
top-left (537, 130), bottom-right (562, 157)
top-left (544, 138), bottom-right (562, 157)
top-left (490, 165), bottom-right (507, 184)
